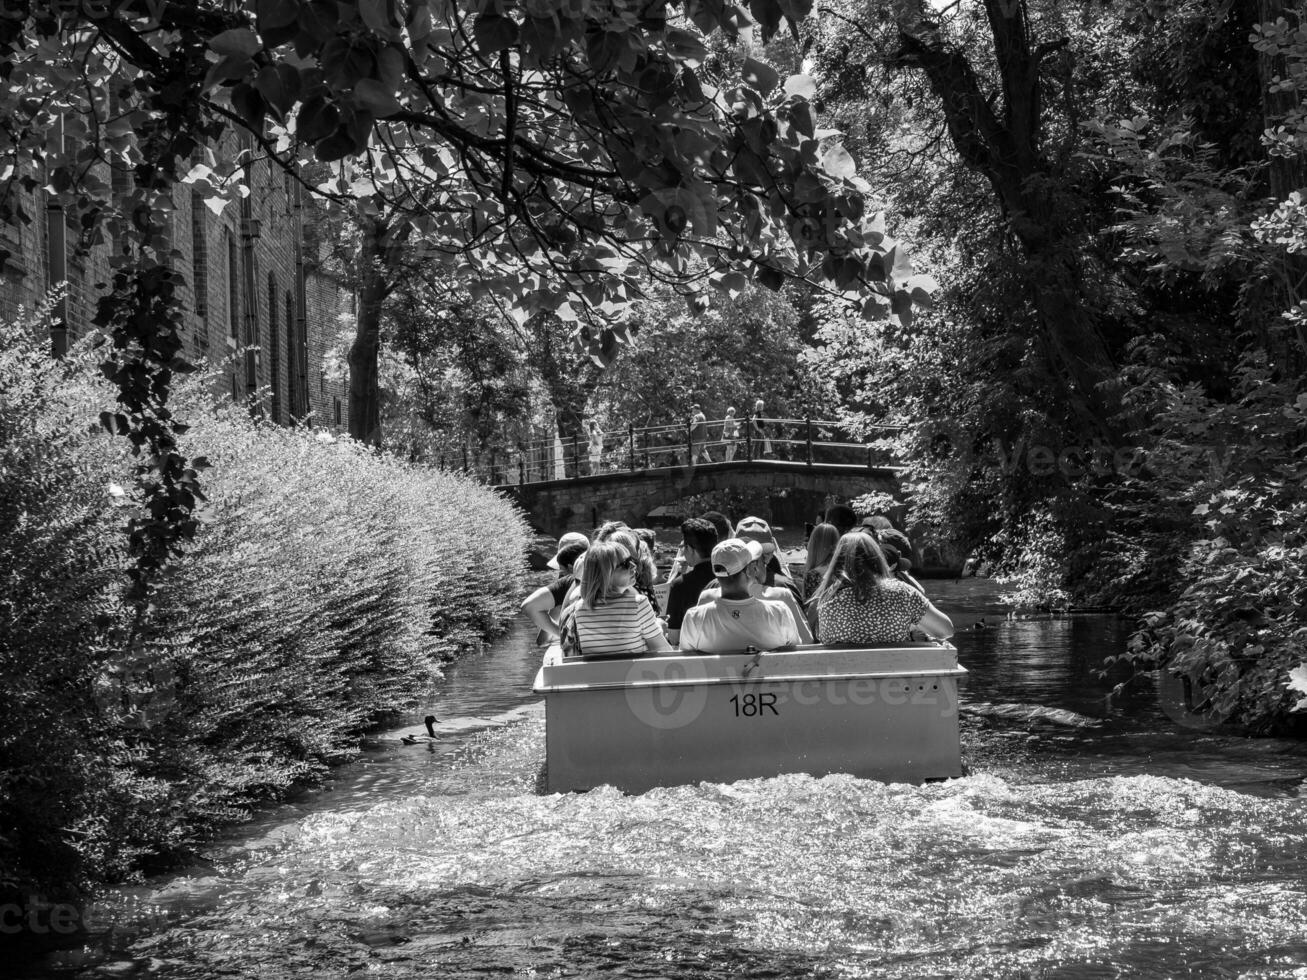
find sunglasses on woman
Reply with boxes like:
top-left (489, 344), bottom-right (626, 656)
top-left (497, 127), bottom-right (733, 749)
top-left (620, 556), bottom-right (638, 571)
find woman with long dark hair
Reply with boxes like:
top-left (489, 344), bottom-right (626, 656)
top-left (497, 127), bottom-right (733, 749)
top-left (809, 534), bottom-right (953, 644)
top-left (801, 522), bottom-right (840, 600)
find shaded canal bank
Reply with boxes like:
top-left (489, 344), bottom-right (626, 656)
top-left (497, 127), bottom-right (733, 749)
top-left (16, 581), bottom-right (1307, 979)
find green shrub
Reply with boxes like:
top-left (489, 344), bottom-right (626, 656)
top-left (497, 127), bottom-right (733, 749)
top-left (0, 302), bottom-right (137, 894)
top-left (0, 309), bottom-right (529, 899)
top-left (1100, 340), bottom-right (1307, 733)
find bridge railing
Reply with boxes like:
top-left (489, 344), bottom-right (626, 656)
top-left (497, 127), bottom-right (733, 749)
top-left (454, 416), bottom-right (902, 487)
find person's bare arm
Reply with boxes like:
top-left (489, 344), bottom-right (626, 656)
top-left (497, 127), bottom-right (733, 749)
top-left (645, 630), bottom-right (673, 652)
top-left (521, 585), bottom-right (561, 640)
top-left (919, 601), bottom-right (954, 640)
top-left (776, 591), bottom-right (814, 643)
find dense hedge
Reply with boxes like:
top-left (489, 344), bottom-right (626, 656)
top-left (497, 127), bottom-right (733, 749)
top-left (0, 309), bottom-right (529, 899)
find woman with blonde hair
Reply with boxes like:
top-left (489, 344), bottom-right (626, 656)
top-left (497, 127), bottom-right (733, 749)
top-left (595, 521), bottom-right (662, 614)
top-left (801, 522), bottom-right (840, 601)
top-left (560, 541), bottom-right (672, 659)
top-left (809, 533), bottom-right (953, 644)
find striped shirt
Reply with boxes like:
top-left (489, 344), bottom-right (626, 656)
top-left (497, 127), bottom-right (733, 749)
top-left (561, 589), bottom-right (663, 658)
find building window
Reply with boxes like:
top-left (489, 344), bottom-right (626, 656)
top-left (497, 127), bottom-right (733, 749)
top-left (333, 397), bottom-right (341, 426)
top-left (267, 272), bottom-right (280, 423)
top-left (285, 291), bottom-right (299, 418)
top-left (225, 229), bottom-right (239, 340)
top-left (190, 191), bottom-right (208, 318)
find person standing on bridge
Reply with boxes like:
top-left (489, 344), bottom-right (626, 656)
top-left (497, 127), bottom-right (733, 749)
top-left (750, 399), bottom-right (772, 457)
top-left (721, 407), bottom-right (741, 462)
top-left (586, 420), bottom-right (603, 475)
top-left (689, 404), bottom-right (712, 464)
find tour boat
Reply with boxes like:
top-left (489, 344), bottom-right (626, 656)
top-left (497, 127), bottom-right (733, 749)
top-left (533, 642), bottom-right (967, 793)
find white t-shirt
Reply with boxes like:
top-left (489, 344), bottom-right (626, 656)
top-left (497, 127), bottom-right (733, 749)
top-left (679, 595), bottom-right (800, 653)
top-left (697, 581), bottom-right (814, 643)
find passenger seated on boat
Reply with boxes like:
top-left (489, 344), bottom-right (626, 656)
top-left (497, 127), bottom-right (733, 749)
top-left (679, 539), bottom-right (801, 654)
top-left (521, 540), bottom-right (588, 642)
top-left (801, 522), bottom-right (840, 600)
top-left (733, 515), bottom-right (801, 604)
top-left (594, 522), bottom-right (663, 616)
top-left (873, 527), bottom-right (927, 596)
top-left (558, 541), bottom-right (673, 659)
top-left (808, 534), bottom-right (953, 644)
top-left (824, 503), bottom-right (857, 538)
top-left (696, 540), bottom-right (814, 644)
top-left (663, 517), bottom-right (719, 646)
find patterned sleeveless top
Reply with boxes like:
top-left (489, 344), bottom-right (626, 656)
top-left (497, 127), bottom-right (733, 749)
top-left (816, 578), bottom-right (927, 644)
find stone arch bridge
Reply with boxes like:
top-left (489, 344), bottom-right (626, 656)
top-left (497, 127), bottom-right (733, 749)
top-left (498, 458), bottom-right (901, 538)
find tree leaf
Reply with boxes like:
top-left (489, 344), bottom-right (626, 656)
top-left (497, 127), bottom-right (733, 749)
top-left (354, 78), bottom-right (402, 117)
top-left (821, 143), bottom-right (857, 180)
top-left (359, 0), bottom-right (401, 39)
top-left (254, 64), bottom-right (292, 118)
top-left (314, 129), bottom-right (356, 162)
top-left (783, 74), bottom-right (816, 100)
top-left (905, 272), bottom-right (939, 309)
top-left (748, 0), bottom-right (782, 41)
top-left (861, 292), bottom-right (890, 319)
top-left (231, 83), bottom-right (267, 131)
top-left (257, 0), bottom-right (301, 32)
top-left (299, 0), bottom-right (338, 44)
top-left (891, 290), bottom-right (913, 328)
top-left (887, 244), bottom-right (914, 281)
top-left (473, 14), bottom-right (519, 53)
top-left (297, 95), bottom-right (339, 144)
top-left (664, 28), bottom-right (707, 67)
top-left (210, 28), bottom-right (262, 58)
top-left (742, 57), bottom-right (779, 96)
top-left (777, 0), bottom-right (812, 23)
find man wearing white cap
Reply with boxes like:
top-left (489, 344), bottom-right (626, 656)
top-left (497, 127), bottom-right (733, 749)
top-left (696, 542), bottom-right (814, 643)
top-left (678, 539), bottom-right (800, 653)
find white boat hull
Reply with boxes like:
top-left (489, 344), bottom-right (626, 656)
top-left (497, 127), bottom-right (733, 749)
top-left (533, 644), bottom-right (966, 793)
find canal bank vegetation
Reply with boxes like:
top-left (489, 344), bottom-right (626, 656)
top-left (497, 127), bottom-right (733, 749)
top-left (0, 308), bottom-right (529, 900)
top-left (800, 2), bottom-right (1307, 733)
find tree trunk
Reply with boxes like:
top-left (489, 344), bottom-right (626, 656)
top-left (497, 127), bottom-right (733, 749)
top-left (891, 0), bottom-right (1119, 434)
top-left (524, 312), bottom-right (602, 443)
top-left (348, 216), bottom-right (389, 446)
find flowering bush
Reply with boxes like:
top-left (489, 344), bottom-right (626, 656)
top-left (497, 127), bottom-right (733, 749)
top-left (0, 308), bottom-right (529, 897)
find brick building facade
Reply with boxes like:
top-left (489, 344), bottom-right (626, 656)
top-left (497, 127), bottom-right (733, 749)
top-left (0, 133), bottom-right (353, 431)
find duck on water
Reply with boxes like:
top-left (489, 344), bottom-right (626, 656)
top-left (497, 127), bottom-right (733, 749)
top-left (401, 715), bottom-right (440, 745)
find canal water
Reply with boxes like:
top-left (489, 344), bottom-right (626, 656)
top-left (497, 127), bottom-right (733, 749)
top-left (21, 581), bottom-right (1307, 979)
